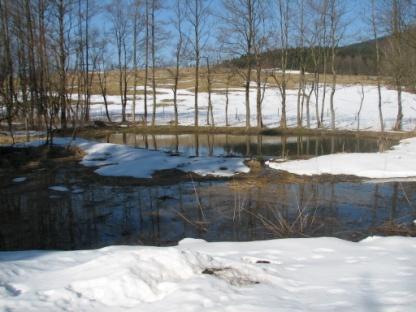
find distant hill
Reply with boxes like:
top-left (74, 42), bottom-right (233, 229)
top-left (222, 37), bottom-right (388, 76)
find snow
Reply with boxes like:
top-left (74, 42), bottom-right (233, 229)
top-left (48, 186), bottom-right (70, 192)
top-left (76, 84), bottom-right (416, 131)
top-left (12, 177), bottom-right (26, 183)
top-left (0, 236), bottom-right (415, 311)
top-left (47, 137), bottom-right (249, 178)
top-left (266, 137), bottom-right (416, 179)
top-left (262, 68), bottom-right (309, 75)
top-left (3, 84), bottom-right (416, 311)
top-left (71, 187), bottom-right (84, 194)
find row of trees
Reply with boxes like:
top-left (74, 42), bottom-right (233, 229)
top-left (1, 0), bottom-right (415, 140)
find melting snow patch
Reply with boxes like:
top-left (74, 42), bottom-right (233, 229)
top-left (48, 186), bottom-right (70, 192)
top-left (38, 137), bottom-right (250, 179)
top-left (267, 137), bottom-right (416, 180)
top-left (71, 188), bottom-right (84, 194)
top-left (12, 177), bottom-right (27, 183)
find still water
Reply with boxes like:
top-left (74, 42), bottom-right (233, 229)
top-left (1, 134), bottom-right (414, 250)
top-left (100, 133), bottom-right (393, 158)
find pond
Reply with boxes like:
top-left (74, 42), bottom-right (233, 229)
top-left (0, 133), bottom-right (414, 250)
top-left (99, 132), bottom-right (394, 158)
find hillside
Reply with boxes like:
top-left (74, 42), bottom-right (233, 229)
top-left (223, 37), bottom-right (386, 76)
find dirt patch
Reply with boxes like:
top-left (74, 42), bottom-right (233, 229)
top-left (370, 221), bottom-right (416, 237)
top-left (0, 145), bottom-right (79, 171)
top-left (0, 145), bottom-right (85, 192)
top-left (55, 125), bottom-right (414, 142)
top-left (267, 170), bottom-right (365, 183)
top-left (201, 267), bottom-right (260, 286)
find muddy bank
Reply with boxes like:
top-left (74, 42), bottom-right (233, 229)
top-left (55, 123), bottom-right (414, 141)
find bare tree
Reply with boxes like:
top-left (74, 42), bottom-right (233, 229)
top-left (0, 0), bottom-right (16, 141)
top-left (186, 0), bottom-right (210, 128)
top-left (132, 0), bottom-right (142, 122)
top-left (205, 56), bottom-right (215, 126)
top-left (253, 3), bottom-right (269, 128)
top-left (221, 0), bottom-right (268, 129)
top-left (328, 0), bottom-right (345, 130)
top-left (296, 0), bottom-right (306, 128)
top-left (272, 0), bottom-right (290, 129)
top-left (320, 2), bottom-right (329, 127)
top-left (108, 0), bottom-right (129, 122)
top-left (356, 82), bottom-right (365, 131)
top-left (151, 0), bottom-right (157, 126)
top-left (384, 0), bottom-right (406, 130)
top-left (224, 70), bottom-right (234, 127)
top-left (371, 0), bottom-right (384, 132)
top-left (95, 38), bottom-right (112, 122)
top-left (144, 0), bottom-right (150, 126)
top-left (23, 0), bottom-right (38, 128)
top-left (84, 0), bottom-right (90, 122)
top-left (308, 0), bottom-right (330, 128)
top-left (169, 0), bottom-right (186, 127)
top-left (14, 1), bottom-right (30, 135)
top-left (51, 0), bottom-right (71, 129)
top-left (39, 0), bottom-right (54, 143)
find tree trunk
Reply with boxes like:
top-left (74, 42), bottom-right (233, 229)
top-left (58, 0), bottom-right (67, 129)
top-left (144, 0), bottom-right (149, 126)
top-left (394, 83), bottom-right (403, 130)
top-left (132, 4), bottom-right (138, 122)
top-left (256, 66), bottom-right (262, 128)
top-left (151, 0), bottom-right (157, 126)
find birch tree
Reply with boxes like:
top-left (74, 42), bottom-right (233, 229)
top-left (221, 0), bottom-right (267, 129)
top-left (272, 0), bottom-right (290, 129)
top-left (383, 0), bottom-right (407, 130)
top-left (371, 0), bottom-right (384, 132)
top-left (132, 0), bottom-right (142, 122)
top-left (186, 0), bottom-right (210, 128)
top-left (170, 0), bottom-right (186, 126)
top-left (328, 0), bottom-right (346, 130)
top-left (108, 0), bottom-right (129, 122)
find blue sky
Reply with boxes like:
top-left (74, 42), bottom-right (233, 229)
top-left (91, 0), bottom-right (375, 65)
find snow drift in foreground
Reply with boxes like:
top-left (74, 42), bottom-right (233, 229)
top-left (0, 237), bottom-right (415, 311)
top-left (267, 136), bottom-right (416, 180)
top-left (53, 137), bottom-right (249, 178)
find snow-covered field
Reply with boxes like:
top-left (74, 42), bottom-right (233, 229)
top-left (2, 85), bottom-right (416, 311)
top-left (1, 237), bottom-right (415, 311)
top-left (267, 136), bottom-right (416, 180)
top-left (81, 84), bottom-right (416, 131)
top-left (27, 137), bottom-right (249, 178)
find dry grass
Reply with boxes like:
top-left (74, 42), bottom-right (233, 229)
top-left (67, 67), bottom-right (381, 96)
top-left (0, 134), bottom-right (45, 145)
top-left (370, 221), bottom-right (416, 237)
top-left (55, 124), bottom-right (413, 142)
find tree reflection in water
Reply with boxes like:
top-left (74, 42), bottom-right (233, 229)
top-left (0, 134), bottom-right (413, 251)
top-left (1, 172), bottom-right (414, 250)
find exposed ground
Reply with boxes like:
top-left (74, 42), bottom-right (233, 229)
top-left (70, 68), bottom-right (383, 96)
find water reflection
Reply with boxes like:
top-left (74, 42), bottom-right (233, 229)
top-left (0, 133), bottom-right (409, 251)
top-left (1, 169), bottom-right (414, 250)
top-left (101, 133), bottom-right (395, 158)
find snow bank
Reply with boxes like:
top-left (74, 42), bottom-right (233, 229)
top-left (51, 138), bottom-right (249, 178)
top-left (267, 136), bottom-right (416, 179)
top-left (0, 236), bottom-right (415, 311)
